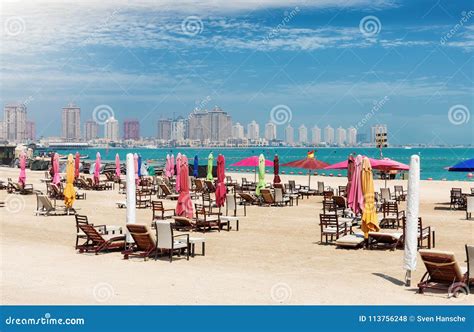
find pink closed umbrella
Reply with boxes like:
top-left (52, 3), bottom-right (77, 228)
top-left (74, 152), bottom-right (80, 178)
top-left (18, 151), bottom-right (26, 186)
top-left (175, 153), bottom-right (182, 192)
top-left (347, 155), bottom-right (364, 215)
top-left (134, 153), bottom-right (139, 185)
top-left (176, 156), bottom-right (193, 218)
top-left (94, 152), bottom-right (101, 185)
top-left (52, 153), bottom-right (60, 185)
top-left (170, 154), bottom-right (175, 177)
top-left (215, 154), bottom-right (226, 207)
top-left (115, 153), bottom-right (121, 177)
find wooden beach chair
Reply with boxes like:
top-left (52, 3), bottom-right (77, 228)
top-left (7, 178), bottom-right (34, 195)
top-left (35, 194), bottom-right (68, 216)
top-left (122, 224), bottom-right (158, 261)
top-left (394, 185), bottom-right (407, 201)
top-left (151, 200), bottom-right (175, 223)
top-left (418, 249), bottom-right (468, 296)
top-left (380, 201), bottom-right (404, 229)
top-left (367, 231), bottom-right (403, 250)
top-left (159, 184), bottom-right (179, 200)
top-left (194, 204), bottom-right (224, 232)
top-left (402, 217), bottom-right (435, 249)
top-left (77, 224), bottom-right (125, 254)
top-left (260, 189), bottom-right (276, 206)
top-left (319, 214), bottom-right (348, 244)
top-left (172, 216), bottom-right (196, 232)
top-left (75, 215), bottom-right (107, 249)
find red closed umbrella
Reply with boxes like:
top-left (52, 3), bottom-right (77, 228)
top-left (273, 155), bottom-right (281, 184)
top-left (74, 152), bottom-right (80, 178)
top-left (215, 154), bottom-right (226, 207)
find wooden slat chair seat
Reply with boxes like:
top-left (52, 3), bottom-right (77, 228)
top-left (77, 224), bottom-right (125, 254)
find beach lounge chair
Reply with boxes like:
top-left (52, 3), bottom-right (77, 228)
top-left (367, 231), bottom-right (403, 250)
top-left (394, 185), bottom-right (407, 201)
top-left (194, 179), bottom-right (205, 193)
top-left (380, 201), bottom-right (405, 229)
top-left (136, 189), bottom-right (152, 208)
top-left (76, 177), bottom-right (92, 190)
top-left (238, 192), bottom-right (260, 209)
top-left (319, 214), bottom-right (348, 244)
top-left (172, 216), bottom-right (196, 231)
top-left (335, 233), bottom-right (365, 249)
top-left (225, 176), bottom-right (237, 185)
top-left (7, 178), bottom-right (34, 195)
top-left (35, 194), bottom-right (68, 216)
top-left (151, 200), bottom-right (175, 222)
top-left (450, 188), bottom-right (464, 210)
top-left (155, 221), bottom-right (189, 262)
top-left (77, 224), bottom-right (125, 254)
top-left (241, 177), bottom-right (255, 191)
top-left (274, 187), bottom-right (290, 206)
top-left (204, 180), bottom-right (216, 193)
top-left (260, 189), bottom-right (276, 206)
top-left (466, 196), bottom-right (473, 220)
top-left (465, 245), bottom-right (474, 288)
top-left (194, 204), bottom-right (224, 232)
top-left (402, 217), bottom-right (435, 249)
top-left (75, 215), bottom-right (107, 249)
top-left (159, 184), bottom-right (179, 200)
top-left (122, 224), bottom-right (157, 260)
top-left (418, 249), bottom-right (468, 296)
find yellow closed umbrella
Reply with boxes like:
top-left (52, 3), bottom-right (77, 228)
top-left (361, 156), bottom-right (380, 238)
top-left (64, 153), bottom-right (76, 211)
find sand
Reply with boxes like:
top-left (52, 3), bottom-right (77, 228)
top-left (0, 167), bottom-right (473, 305)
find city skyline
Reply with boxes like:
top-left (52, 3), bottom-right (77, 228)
top-left (1, 1), bottom-right (472, 145)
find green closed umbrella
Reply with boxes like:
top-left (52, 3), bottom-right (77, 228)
top-left (206, 152), bottom-right (214, 181)
top-left (255, 154), bottom-right (266, 196)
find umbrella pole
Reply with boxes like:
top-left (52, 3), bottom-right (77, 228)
top-left (308, 172), bottom-right (311, 188)
top-left (254, 166), bottom-right (257, 183)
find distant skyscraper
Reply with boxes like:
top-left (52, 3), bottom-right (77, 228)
top-left (247, 120), bottom-right (259, 140)
top-left (285, 124), bottom-right (294, 145)
top-left (324, 125), bottom-right (334, 145)
top-left (347, 127), bottom-right (357, 146)
top-left (371, 124), bottom-right (388, 146)
top-left (157, 118), bottom-right (172, 140)
top-left (84, 120), bottom-right (99, 141)
top-left (4, 103), bottom-right (27, 142)
top-left (336, 127), bottom-right (346, 146)
top-left (123, 119), bottom-right (140, 140)
top-left (61, 103), bottom-right (81, 140)
top-left (0, 121), bottom-right (5, 140)
top-left (264, 122), bottom-right (277, 141)
top-left (171, 116), bottom-right (187, 141)
top-left (299, 125), bottom-right (308, 144)
top-left (188, 107), bottom-right (232, 142)
top-left (311, 126), bottom-right (321, 145)
top-left (232, 122), bottom-right (245, 139)
top-left (26, 121), bottom-right (36, 141)
top-left (104, 116), bottom-right (119, 141)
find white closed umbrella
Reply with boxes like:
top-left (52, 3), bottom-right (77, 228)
top-left (126, 153), bottom-right (136, 243)
top-left (404, 155), bottom-right (419, 286)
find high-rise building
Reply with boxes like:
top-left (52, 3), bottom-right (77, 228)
top-left (61, 103), bottom-right (81, 141)
top-left (0, 121), bottom-right (5, 140)
top-left (26, 121), bottom-right (35, 141)
top-left (347, 127), bottom-right (357, 146)
top-left (264, 122), bottom-right (277, 141)
top-left (311, 126), bottom-right (321, 145)
top-left (123, 119), bottom-right (140, 140)
top-left (188, 107), bottom-right (232, 142)
top-left (336, 127), bottom-right (346, 146)
top-left (4, 103), bottom-right (27, 142)
top-left (232, 122), bottom-right (245, 139)
top-left (324, 125), bottom-right (334, 145)
top-left (371, 124), bottom-right (388, 147)
top-left (84, 120), bottom-right (99, 141)
top-left (247, 120), bottom-right (259, 140)
top-left (171, 116), bottom-right (187, 141)
top-left (285, 124), bottom-right (294, 145)
top-left (298, 125), bottom-right (308, 144)
top-left (157, 118), bottom-right (172, 140)
top-left (104, 116), bottom-right (119, 142)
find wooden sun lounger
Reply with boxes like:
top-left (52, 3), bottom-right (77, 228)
top-left (367, 231), bottom-right (403, 250)
top-left (122, 224), bottom-right (158, 261)
top-left (77, 224), bottom-right (125, 254)
top-left (335, 233), bottom-right (365, 248)
top-left (159, 184), bottom-right (179, 200)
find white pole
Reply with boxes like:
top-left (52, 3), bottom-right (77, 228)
top-left (126, 153), bottom-right (136, 243)
top-left (404, 154), bottom-right (419, 286)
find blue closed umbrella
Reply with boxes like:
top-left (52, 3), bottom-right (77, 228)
top-left (137, 155), bottom-right (142, 177)
top-left (193, 155), bottom-right (199, 177)
top-left (448, 158), bottom-right (474, 172)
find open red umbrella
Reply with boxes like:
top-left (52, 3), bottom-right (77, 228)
top-left (273, 155), bottom-right (281, 184)
top-left (215, 154), bottom-right (226, 207)
top-left (231, 155), bottom-right (274, 182)
top-left (281, 150), bottom-right (329, 187)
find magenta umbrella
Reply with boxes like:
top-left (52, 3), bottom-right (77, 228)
top-left (215, 154), bottom-right (226, 207)
top-left (52, 153), bottom-right (60, 185)
top-left (176, 155), bottom-right (193, 218)
top-left (18, 151), bottom-right (26, 186)
top-left (115, 153), bottom-right (121, 177)
top-left (231, 156), bottom-right (274, 182)
top-left (94, 152), bottom-right (101, 185)
top-left (347, 155), bottom-right (364, 215)
top-left (325, 157), bottom-right (409, 171)
top-left (74, 152), bottom-right (80, 178)
top-left (175, 153), bottom-right (182, 192)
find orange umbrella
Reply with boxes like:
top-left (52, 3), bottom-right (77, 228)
top-left (361, 157), bottom-right (380, 238)
top-left (64, 154), bottom-right (76, 211)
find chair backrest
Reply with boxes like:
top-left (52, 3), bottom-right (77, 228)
top-left (173, 216), bottom-right (193, 229)
top-left (466, 196), bottom-right (474, 213)
top-left (260, 189), bottom-right (274, 204)
top-left (156, 221), bottom-right (173, 249)
top-left (78, 224), bottom-right (105, 244)
top-left (419, 250), bottom-right (464, 283)
top-left (39, 195), bottom-right (54, 210)
top-left (338, 186), bottom-right (346, 196)
top-left (471, 188), bottom-right (474, 195)
top-left (274, 187), bottom-right (284, 203)
top-left (288, 180), bottom-right (296, 191)
top-left (466, 245), bottom-right (474, 281)
top-left (319, 214), bottom-right (338, 227)
top-left (205, 180), bottom-right (215, 191)
top-left (382, 201), bottom-right (399, 215)
top-left (380, 188), bottom-right (391, 201)
top-left (323, 190), bottom-right (333, 200)
top-left (318, 182), bottom-right (324, 193)
top-left (239, 192), bottom-right (256, 203)
top-left (322, 200), bottom-right (336, 214)
top-left (152, 200), bottom-right (164, 211)
top-left (194, 179), bottom-right (204, 191)
top-left (394, 185), bottom-right (403, 193)
top-left (160, 184), bottom-right (172, 195)
top-left (333, 196), bottom-right (346, 208)
top-left (242, 178), bottom-right (248, 185)
top-left (226, 193), bottom-right (236, 214)
top-left (127, 224), bottom-right (155, 251)
top-left (75, 214), bottom-right (89, 233)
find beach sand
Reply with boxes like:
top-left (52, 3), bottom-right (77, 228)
top-left (0, 167), bottom-right (473, 305)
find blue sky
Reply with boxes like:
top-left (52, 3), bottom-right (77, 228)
top-left (1, 0), bottom-right (473, 144)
